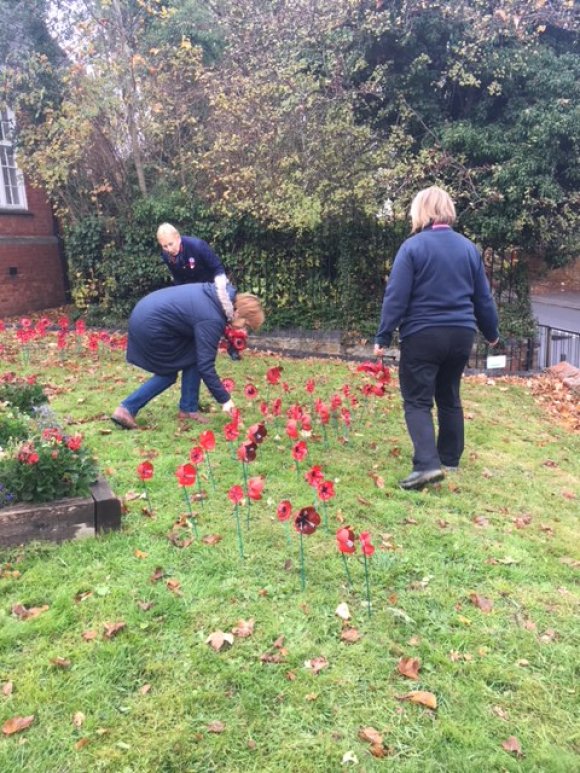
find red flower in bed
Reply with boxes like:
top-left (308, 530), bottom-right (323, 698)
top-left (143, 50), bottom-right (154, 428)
top-left (223, 422), bottom-right (240, 442)
top-left (199, 430), bottom-right (216, 451)
top-left (360, 531), bottom-right (375, 557)
top-left (287, 404), bottom-right (304, 420)
top-left (266, 366), bottom-right (283, 385)
top-left (341, 407), bottom-right (351, 427)
top-left (244, 383), bottom-right (258, 400)
top-left (300, 414), bottom-right (312, 432)
top-left (237, 440), bottom-right (258, 463)
top-left (285, 419), bottom-right (299, 440)
top-left (277, 500), bottom-right (292, 522)
top-left (336, 526), bottom-right (356, 554)
top-left (305, 379), bottom-right (315, 394)
top-left (247, 476), bottom-right (265, 501)
top-left (291, 440), bottom-right (308, 463)
top-left (222, 377), bottom-right (236, 394)
top-left (247, 422), bottom-right (267, 444)
top-left (304, 465), bottom-right (324, 487)
top-left (227, 485), bottom-right (244, 505)
top-left (259, 401), bottom-right (269, 417)
top-left (176, 463), bottom-right (196, 486)
top-left (294, 506), bottom-right (321, 535)
top-left (330, 394), bottom-right (342, 411)
top-left (137, 461), bottom-right (154, 481)
top-left (271, 398), bottom-right (282, 417)
top-left (316, 479), bottom-right (335, 501)
top-left (189, 446), bottom-right (204, 465)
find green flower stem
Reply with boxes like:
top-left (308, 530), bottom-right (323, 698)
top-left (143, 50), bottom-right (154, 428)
top-left (363, 553), bottom-right (372, 618)
top-left (284, 520), bottom-right (292, 550)
top-left (294, 459), bottom-right (300, 478)
top-left (321, 499), bottom-right (329, 532)
top-left (299, 531), bottom-right (306, 591)
top-left (205, 452), bottom-right (216, 492)
top-left (321, 422), bottom-right (329, 449)
top-left (181, 486), bottom-right (193, 517)
top-left (341, 553), bottom-right (353, 588)
top-left (234, 503), bottom-right (244, 559)
top-left (196, 474), bottom-right (205, 510)
top-left (241, 461), bottom-right (251, 528)
top-left (143, 482), bottom-right (153, 514)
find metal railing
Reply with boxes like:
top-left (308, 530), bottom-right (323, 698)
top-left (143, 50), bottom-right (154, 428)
top-left (537, 325), bottom-right (580, 369)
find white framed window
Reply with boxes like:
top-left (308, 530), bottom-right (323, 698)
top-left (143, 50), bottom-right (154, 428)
top-left (0, 108), bottom-right (28, 209)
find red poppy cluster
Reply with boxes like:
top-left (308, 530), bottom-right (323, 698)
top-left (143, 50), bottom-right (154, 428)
top-left (222, 326), bottom-right (248, 353)
top-left (137, 461), bottom-right (154, 481)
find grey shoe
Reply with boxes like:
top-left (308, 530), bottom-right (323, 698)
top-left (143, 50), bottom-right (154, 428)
top-left (442, 465), bottom-right (458, 472)
top-left (399, 469), bottom-right (444, 491)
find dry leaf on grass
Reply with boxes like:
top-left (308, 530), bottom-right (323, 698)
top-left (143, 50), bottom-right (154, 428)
top-left (103, 622), bottom-right (126, 639)
top-left (2, 682), bottom-right (14, 697)
top-left (358, 726), bottom-right (383, 745)
top-left (232, 619), bottom-right (255, 638)
top-left (50, 657), bottom-right (71, 669)
top-left (398, 657), bottom-right (421, 680)
top-left (2, 715), bottom-right (34, 735)
top-left (207, 721), bottom-right (225, 734)
top-left (396, 691), bottom-right (437, 710)
top-left (501, 736), bottom-right (523, 756)
top-left (11, 603), bottom-right (49, 620)
top-left (73, 712), bottom-right (85, 728)
top-left (304, 656), bottom-right (329, 675)
top-left (206, 631), bottom-right (234, 652)
top-left (469, 593), bottom-right (493, 613)
top-left (82, 630), bottom-right (97, 642)
top-left (202, 534), bottom-right (222, 546)
top-left (341, 628), bottom-right (361, 644)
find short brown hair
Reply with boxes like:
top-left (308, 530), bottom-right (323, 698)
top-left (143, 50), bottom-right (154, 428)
top-left (409, 186), bottom-right (456, 232)
top-left (233, 293), bottom-right (265, 331)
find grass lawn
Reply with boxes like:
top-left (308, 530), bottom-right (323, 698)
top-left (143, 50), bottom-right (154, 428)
top-left (1, 337), bottom-right (579, 772)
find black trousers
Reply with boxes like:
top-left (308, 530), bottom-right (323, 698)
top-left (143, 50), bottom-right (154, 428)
top-left (398, 326), bottom-right (475, 471)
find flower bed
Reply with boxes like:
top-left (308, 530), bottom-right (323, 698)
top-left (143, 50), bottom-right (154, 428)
top-left (0, 372), bottom-right (121, 546)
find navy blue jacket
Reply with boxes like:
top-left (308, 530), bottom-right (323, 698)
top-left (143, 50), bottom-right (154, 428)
top-left (126, 283), bottom-right (235, 404)
top-left (375, 226), bottom-right (499, 347)
top-left (161, 235), bottom-right (226, 285)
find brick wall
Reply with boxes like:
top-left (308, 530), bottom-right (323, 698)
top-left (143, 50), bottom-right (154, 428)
top-left (0, 180), bottom-right (67, 317)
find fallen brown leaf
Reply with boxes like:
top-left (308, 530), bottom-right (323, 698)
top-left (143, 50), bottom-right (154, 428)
top-left (202, 534), bottom-right (222, 545)
top-left (150, 567), bottom-right (165, 583)
top-left (103, 621), bottom-right (126, 639)
top-left (11, 603), bottom-right (49, 620)
top-left (73, 712), bottom-right (85, 728)
top-left (206, 631), bottom-right (234, 652)
top-left (139, 684), bottom-right (152, 695)
top-left (396, 691), bottom-right (437, 710)
top-left (137, 601), bottom-right (154, 611)
top-left (304, 656), bottom-right (328, 675)
top-left (358, 726), bottom-right (383, 745)
top-left (469, 593), bottom-right (493, 613)
top-left (232, 619), bottom-right (255, 638)
top-left (207, 721), bottom-right (225, 734)
top-left (341, 628), bottom-right (361, 644)
top-left (2, 682), bottom-right (13, 697)
top-left (2, 715), bottom-right (34, 735)
top-left (166, 579), bottom-right (182, 595)
top-left (501, 736), bottom-right (523, 756)
top-left (134, 549), bottom-right (148, 559)
top-left (74, 737), bottom-right (90, 750)
top-left (50, 657), bottom-right (71, 669)
top-left (398, 657), bottom-right (421, 680)
top-left (82, 630), bottom-right (97, 642)
top-left (492, 705), bottom-right (509, 721)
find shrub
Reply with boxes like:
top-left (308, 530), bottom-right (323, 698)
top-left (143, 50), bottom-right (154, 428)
top-left (0, 427), bottom-right (99, 505)
top-left (0, 404), bottom-right (30, 446)
top-left (0, 373), bottom-right (46, 415)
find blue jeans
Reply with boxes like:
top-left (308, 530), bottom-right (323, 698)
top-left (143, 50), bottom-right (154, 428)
top-left (122, 365), bottom-right (201, 416)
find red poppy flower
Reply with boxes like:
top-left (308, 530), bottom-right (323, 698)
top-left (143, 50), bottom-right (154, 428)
top-left (305, 379), bottom-right (315, 394)
top-left (285, 419), bottom-right (299, 440)
top-left (287, 404), bottom-right (303, 420)
top-left (360, 531), bottom-right (375, 557)
top-left (66, 435), bottom-right (83, 452)
top-left (259, 401), bottom-right (268, 417)
top-left (294, 506), bottom-right (321, 535)
top-left (247, 476), bottom-right (265, 501)
top-left (266, 366), bottom-right (283, 385)
top-left (42, 427), bottom-right (63, 444)
top-left (222, 378), bottom-right (235, 393)
top-left (291, 440), bottom-right (308, 463)
top-left (277, 500), bottom-right (292, 522)
top-left (230, 407), bottom-right (241, 427)
top-left (247, 423), bottom-right (267, 444)
top-left (225, 326), bottom-right (248, 352)
top-left (300, 414), bottom-right (312, 432)
top-left (17, 443), bottom-right (38, 465)
top-left (336, 526), bottom-right (356, 554)
top-left (189, 446), bottom-right (204, 465)
top-left (0, 320), bottom-right (4, 332)
top-left (304, 465), bottom-right (324, 487)
top-left (75, 319), bottom-right (86, 335)
top-left (271, 397), bottom-right (282, 417)
top-left (20, 317), bottom-right (32, 329)
top-left (341, 384), bottom-right (351, 397)
top-left (356, 361), bottom-right (376, 374)
top-left (330, 394), bottom-right (342, 410)
top-left (57, 332), bottom-right (68, 350)
top-left (58, 315), bottom-right (70, 331)
top-left (227, 485), bottom-right (244, 505)
top-left (99, 332), bottom-right (111, 344)
top-left (372, 383), bottom-right (386, 397)
top-left (317, 479), bottom-right (335, 501)
top-left (361, 383), bottom-right (374, 397)
top-left (199, 430), bottom-right (216, 451)
top-left (223, 422), bottom-right (240, 442)
top-left (377, 364), bottom-right (391, 383)
top-left (176, 463), bottom-right (196, 486)
top-left (137, 461), bottom-right (154, 481)
top-left (26, 375), bottom-right (37, 385)
top-left (282, 382), bottom-right (290, 393)
top-left (88, 333), bottom-right (99, 352)
top-left (237, 441), bottom-right (257, 463)
top-left (244, 383), bottom-right (258, 400)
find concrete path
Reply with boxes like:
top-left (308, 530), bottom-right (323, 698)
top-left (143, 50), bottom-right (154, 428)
top-left (531, 293), bottom-right (580, 334)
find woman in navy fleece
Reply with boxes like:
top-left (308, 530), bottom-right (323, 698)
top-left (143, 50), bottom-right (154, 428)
top-left (374, 186), bottom-right (499, 490)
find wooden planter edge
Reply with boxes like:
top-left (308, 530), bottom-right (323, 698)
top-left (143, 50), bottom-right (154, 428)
top-left (0, 477), bottom-right (122, 548)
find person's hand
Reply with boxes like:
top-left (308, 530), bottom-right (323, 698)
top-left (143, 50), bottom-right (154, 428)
top-left (374, 344), bottom-right (385, 357)
top-left (488, 338), bottom-right (500, 348)
top-left (222, 398), bottom-right (235, 414)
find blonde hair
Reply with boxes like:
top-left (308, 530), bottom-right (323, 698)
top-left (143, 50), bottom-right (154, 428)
top-left (409, 186), bottom-right (456, 233)
top-left (156, 222), bottom-right (180, 239)
top-left (233, 293), bottom-right (265, 332)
